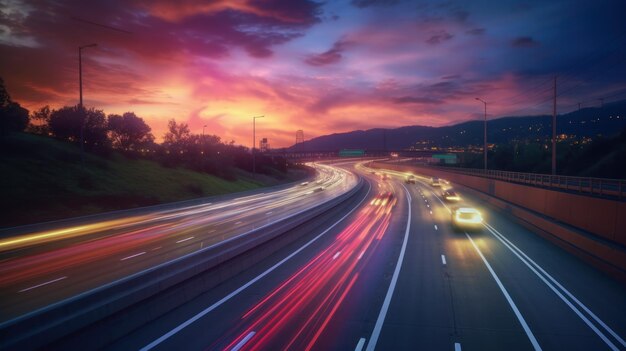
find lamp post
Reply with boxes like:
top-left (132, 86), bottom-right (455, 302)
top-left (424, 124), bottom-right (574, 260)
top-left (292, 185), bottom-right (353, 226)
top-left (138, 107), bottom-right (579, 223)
top-left (475, 97), bottom-right (488, 171)
top-left (79, 43), bottom-right (97, 165)
top-left (202, 124), bottom-right (207, 168)
top-left (252, 115), bottom-right (264, 175)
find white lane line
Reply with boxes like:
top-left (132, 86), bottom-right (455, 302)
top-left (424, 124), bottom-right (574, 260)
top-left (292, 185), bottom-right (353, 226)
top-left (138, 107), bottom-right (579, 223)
top-left (121, 252), bottom-right (146, 261)
top-left (265, 211), bottom-right (273, 215)
top-left (355, 338), bottom-right (366, 351)
top-left (235, 221), bottom-right (243, 225)
top-left (429, 210), bottom-right (432, 215)
top-left (231, 331), bottom-right (255, 351)
top-left (19, 276), bottom-right (67, 293)
top-left (151, 246), bottom-right (161, 251)
top-left (434, 225), bottom-right (438, 230)
top-left (366, 184), bottom-right (412, 351)
top-left (454, 342), bottom-right (462, 351)
top-left (441, 255), bottom-right (447, 265)
top-left (484, 224), bottom-right (624, 350)
top-left (333, 251), bottom-right (341, 260)
top-left (466, 232), bottom-right (542, 351)
top-left (208, 229), bottom-right (216, 234)
top-left (176, 237), bottom-right (194, 244)
top-left (427, 204), bottom-right (430, 208)
top-left (140, 181), bottom-right (373, 351)
top-left (358, 250), bottom-right (366, 260)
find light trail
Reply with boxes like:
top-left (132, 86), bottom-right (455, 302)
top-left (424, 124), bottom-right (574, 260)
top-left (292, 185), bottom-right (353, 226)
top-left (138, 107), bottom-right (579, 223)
top-left (0, 163), bottom-right (359, 322)
top-left (220, 190), bottom-right (397, 351)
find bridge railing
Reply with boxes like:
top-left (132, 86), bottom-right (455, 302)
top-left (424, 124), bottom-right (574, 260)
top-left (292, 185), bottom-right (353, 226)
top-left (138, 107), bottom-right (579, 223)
top-left (409, 163), bottom-right (625, 200)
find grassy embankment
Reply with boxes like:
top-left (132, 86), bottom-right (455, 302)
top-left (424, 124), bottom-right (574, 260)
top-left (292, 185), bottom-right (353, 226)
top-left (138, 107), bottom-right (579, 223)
top-left (0, 133), bottom-right (307, 227)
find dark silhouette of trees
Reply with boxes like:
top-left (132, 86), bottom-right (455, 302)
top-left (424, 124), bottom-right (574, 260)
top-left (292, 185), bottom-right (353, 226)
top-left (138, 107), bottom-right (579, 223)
top-left (0, 78), bottom-right (29, 135)
top-left (107, 112), bottom-right (154, 151)
top-left (49, 105), bottom-right (109, 149)
top-left (28, 105), bottom-right (51, 135)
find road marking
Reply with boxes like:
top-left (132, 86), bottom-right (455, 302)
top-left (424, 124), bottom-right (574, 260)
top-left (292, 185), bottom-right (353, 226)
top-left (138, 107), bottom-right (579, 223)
top-left (355, 338), bottom-right (366, 351)
top-left (427, 204), bottom-right (430, 208)
top-left (232, 331), bottom-right (255, 351)
top-left (235, 221), bottom-right (243, 225)
top-left (484, 223), bottom-right (624, 350)
top-left (176, 237), bottom-right (194, 244)
top-left (121, 252), bottom-right (146, 261)
top-left (19, 276), bottom-right (67, 293)
top-left (265, 211), bottom-right (273, 215)
top-left (358, 250), bottom-right (365, 260)
top-left (434, 224), bottom-right (438, 230)
top-left (151, 246), bottom-right (161, 251)
top-left (466, 232), bottom-right (542, 351)
top-left (140, 181), bottom-right (373, 351)
top-left (429, 210), bottom-right (432, 215)
top-left (454, 342), bottom-right (462, 351)
top-left (208, 229), bottom-right (216, 234)
top-left (333, 251), bottom-right (341, 260)
top-left (366, 184), bottom-right (412, 351)
top-left (441, 254), bottom-right (446, 265)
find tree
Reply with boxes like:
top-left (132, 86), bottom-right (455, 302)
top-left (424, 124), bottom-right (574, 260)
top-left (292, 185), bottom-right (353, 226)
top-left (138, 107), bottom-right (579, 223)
top-left (49, 105), bottom-right (109, 148)
top-left (27, 105), bottom-right (51, 135)
top-left (163, 119), bottom-right (190, 144)
top-left (107, 112), bottom-right (154, 151)
top-left (0, 77), bottom-right (29, 135)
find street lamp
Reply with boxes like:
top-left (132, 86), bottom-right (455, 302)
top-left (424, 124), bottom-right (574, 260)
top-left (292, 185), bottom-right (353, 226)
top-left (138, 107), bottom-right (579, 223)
top-left (79, 43), bottom-right (97, 165)
top-left (475, 97), bottom-right (488, 171)
top-left (252, 115), bottom-right (264, 175)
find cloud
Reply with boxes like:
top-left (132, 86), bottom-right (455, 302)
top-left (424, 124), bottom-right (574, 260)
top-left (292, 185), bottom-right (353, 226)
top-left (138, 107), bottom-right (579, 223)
top-left (511, 36), bottom-right (539, 47)
top-left (305, 39), bottom-right (351, 66)
top-left (426, 30), bottom-right (453, 45)
top-left (351, 0), bottom-right (401, 8)
top-left (392, 96), bottom-right (443, 105)
top-left (466, 27), bottom-right (485, 36)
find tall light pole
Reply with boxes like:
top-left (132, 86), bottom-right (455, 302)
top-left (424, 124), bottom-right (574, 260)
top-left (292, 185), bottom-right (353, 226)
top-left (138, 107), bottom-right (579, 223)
top-left (252, 115), bottom-right (264, 175)
top-left (552, 76), bottom-right (557, 175)
top-left (79, 43), bottom-right (97, 165)
top-left (202, 124), bottom-right (207, 168)
top-left (475, 97), bottom-right (488, 171)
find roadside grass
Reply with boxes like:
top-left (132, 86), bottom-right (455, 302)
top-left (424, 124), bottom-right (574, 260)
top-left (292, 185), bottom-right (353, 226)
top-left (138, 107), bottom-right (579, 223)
top-left (0, 133), bottom-right (306, 227)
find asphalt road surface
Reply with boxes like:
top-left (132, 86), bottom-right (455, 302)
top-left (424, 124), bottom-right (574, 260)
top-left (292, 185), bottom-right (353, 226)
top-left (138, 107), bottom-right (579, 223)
top-left (4, 161), bottom-right (625, 350)
top-left (0, 163), bottom-right (357, 323)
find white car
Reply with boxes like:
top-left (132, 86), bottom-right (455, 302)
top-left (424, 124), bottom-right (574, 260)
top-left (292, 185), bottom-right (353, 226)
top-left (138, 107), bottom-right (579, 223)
top-left (451, 207), bottom-right (483, 231)
top-left (430, 177), bottom-right (441, 187)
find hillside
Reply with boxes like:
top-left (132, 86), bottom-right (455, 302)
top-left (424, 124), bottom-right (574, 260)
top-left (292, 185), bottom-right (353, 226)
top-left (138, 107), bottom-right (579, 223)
top-left (0, 133), bottom-right (307, 227)
top-left (290, 100), bottom-right (626, 151)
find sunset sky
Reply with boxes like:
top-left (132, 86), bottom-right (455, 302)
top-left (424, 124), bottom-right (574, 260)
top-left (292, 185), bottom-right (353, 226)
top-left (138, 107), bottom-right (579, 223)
top-left (1, 0), bottom-right (625, 147)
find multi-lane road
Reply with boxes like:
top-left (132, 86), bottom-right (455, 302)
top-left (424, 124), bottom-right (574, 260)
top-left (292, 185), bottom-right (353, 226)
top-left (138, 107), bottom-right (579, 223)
top-left (0, 164), bottom-right (356, 323)
top-left (1, 161), bottom-right (625, 350)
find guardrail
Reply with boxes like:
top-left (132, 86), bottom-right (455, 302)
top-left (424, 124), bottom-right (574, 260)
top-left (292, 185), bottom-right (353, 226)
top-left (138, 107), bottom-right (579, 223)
top-left (406, 163), bottom-right (625, 200)
top-left (0, 176), bottom-right (364, 350)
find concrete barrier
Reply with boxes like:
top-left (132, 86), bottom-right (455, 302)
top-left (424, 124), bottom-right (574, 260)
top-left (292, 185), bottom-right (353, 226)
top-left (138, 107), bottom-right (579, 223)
top-left (370, 162), bottom-right (626, 281)
top-left (0, 178), bottom-right (364, 350)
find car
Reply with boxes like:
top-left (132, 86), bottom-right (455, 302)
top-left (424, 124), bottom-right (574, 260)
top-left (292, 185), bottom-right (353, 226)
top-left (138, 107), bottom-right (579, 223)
top-left (300, 181), bottom-right (309, 186)
top-left (451, 207), bottom-right (483, 231)
top-left (405, 175), bottom-right (416, 184)
top-left (430, 176), bottom-right (441, 187)
top-left (442, 189), bottom-right (460, 202)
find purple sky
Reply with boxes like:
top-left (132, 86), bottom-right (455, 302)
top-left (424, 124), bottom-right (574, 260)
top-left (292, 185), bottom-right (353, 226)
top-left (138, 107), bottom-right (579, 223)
top-left (1, 0), bottom-right (625, 147)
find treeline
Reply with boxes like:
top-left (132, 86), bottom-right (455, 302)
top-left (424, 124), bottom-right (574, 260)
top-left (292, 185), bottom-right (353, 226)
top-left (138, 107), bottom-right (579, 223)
top-left (0, 78), bottom-right (286, 179)
top-left (454, 128), bottom-right (626, 178)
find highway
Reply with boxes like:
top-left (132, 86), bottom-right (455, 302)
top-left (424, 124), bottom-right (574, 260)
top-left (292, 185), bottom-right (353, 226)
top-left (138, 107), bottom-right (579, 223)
top-left (0, 163), bottom-right (357, 323)
top-left (2, 161), bottom-right (625, 350)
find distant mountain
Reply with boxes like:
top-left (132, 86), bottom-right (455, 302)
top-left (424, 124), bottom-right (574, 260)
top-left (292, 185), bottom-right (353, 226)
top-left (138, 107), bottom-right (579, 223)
top-left (288, 100), bottom-right (626, 152)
